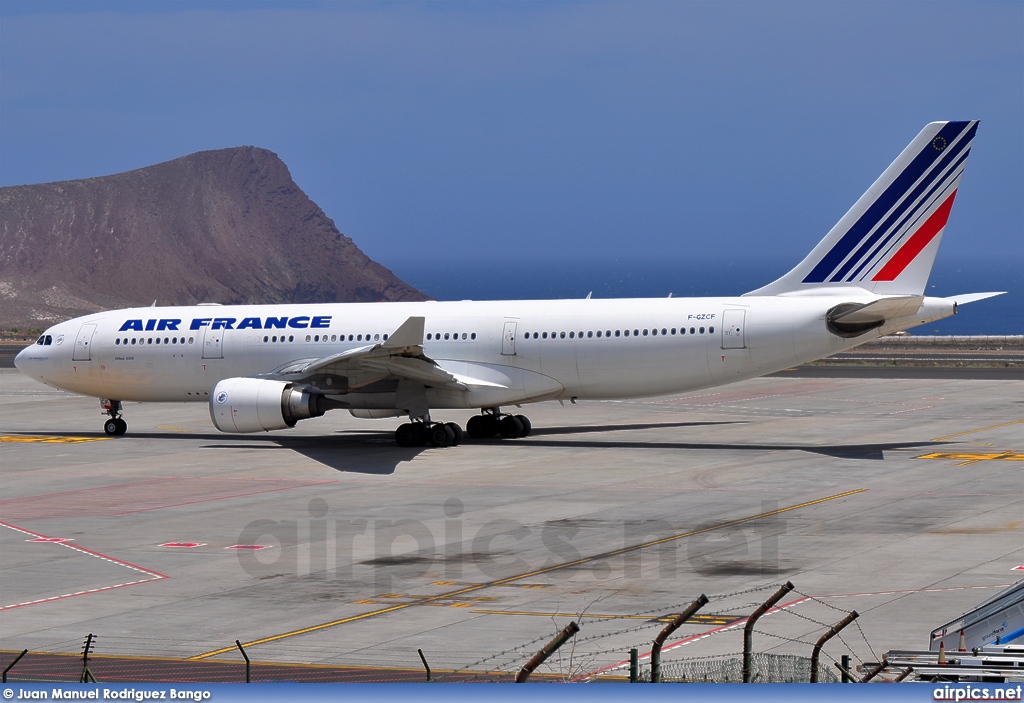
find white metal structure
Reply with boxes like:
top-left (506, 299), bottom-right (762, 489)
top-left (14, 121), bottom-right (1002, 447)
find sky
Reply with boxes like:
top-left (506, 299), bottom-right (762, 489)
top-left (1, 1), bottom-right (1021, 305)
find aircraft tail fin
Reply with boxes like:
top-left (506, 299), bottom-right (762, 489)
top-left (746, 121), bottom-right (979, 297)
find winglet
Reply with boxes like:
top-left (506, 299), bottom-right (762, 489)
top-left (382, 316), bottom-right (425, 349)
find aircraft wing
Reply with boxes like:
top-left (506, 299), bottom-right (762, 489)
top-left (259, 316), bottom-right (505, 392)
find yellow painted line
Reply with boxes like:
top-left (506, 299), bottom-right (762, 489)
top-left (0, 435), bottom-right (111, 444)
top-left (932, 419), bottom-right (1024, 442)
top-left (468, 609), bottom-right (739, 624)
top-left (189, 488), bottom-right (866, 660)
top-left (917, 451), bottom-right (1021, 466)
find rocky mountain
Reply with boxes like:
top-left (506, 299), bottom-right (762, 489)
top-left (0, 147), bottom-right (427, 329)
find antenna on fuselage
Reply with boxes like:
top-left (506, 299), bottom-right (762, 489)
top-left (150, 300), bottom-right (157, 307)
top-left (585, 292), bottom-right (592, 300)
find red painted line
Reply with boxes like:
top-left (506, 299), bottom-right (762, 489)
top-left (889, 405), bottom-right (935, 415)
top-left (0, 520), bottom-right (168, 611)
top-left (813, 583), bottom-right (1011, 599)
top-left (110, 483), bottom-right (335, 516)
top-left (0, 477), bottom-right (174, 505)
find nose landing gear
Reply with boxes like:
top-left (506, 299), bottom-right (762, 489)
top-left (101, 399), bottom-right (127, 436)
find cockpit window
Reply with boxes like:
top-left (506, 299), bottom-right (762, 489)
top-left (36, 335), bottom-right (54, 346)
top-left (37, 336), bottom-right (45, 345)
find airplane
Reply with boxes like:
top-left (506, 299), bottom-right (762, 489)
top-left (14, 120), bottom-right (1003, 448)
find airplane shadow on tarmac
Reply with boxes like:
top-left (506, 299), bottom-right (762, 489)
top-left (19, 421), bottom-right (949, 475)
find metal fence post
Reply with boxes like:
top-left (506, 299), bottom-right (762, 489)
top-left (235, 640), bottom-right (250, 683)
top-left (860, 658), bottom-right (888, 682)
top-left (651, 594), bottom-right (709, 683)
top-left (810, 611), bottom-right (858, 682)
top-left (629, 648), bottom-right (638, 683)
top-left (515, 621), bottom-right (580, 682)
top-left (743, 581), bottom-right (794, 683)
top-left (2, 650), bottom-right (27, 683)
top-left (841, 654), bottom-right (851, 682)
top-left (417, 648), bottom-right (431, 682)
top-left (80, 634), bottom-right (96, 683)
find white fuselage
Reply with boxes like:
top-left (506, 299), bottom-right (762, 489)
top-left (14, 293), bottom-right (945, 412)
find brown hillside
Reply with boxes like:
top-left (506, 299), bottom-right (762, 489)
top-left (0, 147), bottom-right (427, 328)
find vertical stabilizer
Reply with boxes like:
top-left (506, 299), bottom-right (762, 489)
top-left (746, 121), bottom-right (978, 297)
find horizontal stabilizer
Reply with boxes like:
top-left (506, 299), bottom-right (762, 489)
top-left (945, 291), bottom-right (1005, 305)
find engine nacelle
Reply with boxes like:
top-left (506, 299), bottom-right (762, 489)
top-left (210, 377), bottom-right (328, 433)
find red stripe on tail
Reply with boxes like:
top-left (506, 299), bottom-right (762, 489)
top-left (872, 190), bottom-right (957, 282)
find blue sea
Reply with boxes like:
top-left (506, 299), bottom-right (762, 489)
top-left (389, 256), bottom-right (1023, 336)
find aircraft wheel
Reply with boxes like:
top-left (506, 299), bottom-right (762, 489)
top-left (514, 415), bottom-right (531, 437)
top-left (482, 414), bottom-right (500, 437)
top-left (445, 422), bottom-right (463, 446)
top-left (498, 415), bottom-right (524, 439)
top-left (466, 415), bottom-right (490, 439)
top-left (104, 419), bottom-right (120, 436)
top-left (395, 423), bottom-right (419, 447)
top-left (429, 423), bottom-right (455, 447)
top-left (114, 418), bottom-right (128, 436)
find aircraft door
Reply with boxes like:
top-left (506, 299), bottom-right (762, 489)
top-left (202, 325), bottom-right (224, 359)
top-left (73, 324), bottom-right (98, 361)
top-left (721, 309), bottom-right (746, 349)
top-left (501, 321), bottom-right (517, 356)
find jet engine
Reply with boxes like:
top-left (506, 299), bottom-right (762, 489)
top-left (209, 377), bottom-right (335, 433)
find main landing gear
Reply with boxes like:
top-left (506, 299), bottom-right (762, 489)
top-left (101, 399), bottom-right (127, 436)
top-left (395, 419), bottom-right (464, 448)
top-left (466, 408), bottom-right (532, 439)
top-left (394, 408), bottom-right (532, 447)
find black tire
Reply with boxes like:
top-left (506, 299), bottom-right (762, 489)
top-left (498, 415), bottom-right (524, 439)
top-left (514, 415), bottom-right (531, 437)
top-left (429, 423), bottom-right (454, 447)
top-left (466, 415), bottom-right (490, 439)
top-left (482, 414), bottom-right (500, 437)
top-left (114, 418), bottom-right (128, 436)
top-left (104, 419), bottom-right (120, 436)
top-left (395, 423), bottom-right (418, 447)
top-left (413, 423), bottom-right (429, 445)
top-left (445, 422), bottom-right (463, 446)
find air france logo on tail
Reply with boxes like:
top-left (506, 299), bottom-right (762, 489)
top-left (803, 121), bottom-right (977, 285)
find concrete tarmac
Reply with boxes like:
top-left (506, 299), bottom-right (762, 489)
top-left (0, 368), bottom-right (1021, 681)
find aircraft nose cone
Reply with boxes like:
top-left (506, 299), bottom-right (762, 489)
top-left (13, 345), bottom-right (29, 371)
top-left (13, 343), bottom-right (42, 379)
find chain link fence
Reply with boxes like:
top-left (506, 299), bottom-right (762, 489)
top-left (650, 652), bottom-right (839, 683)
